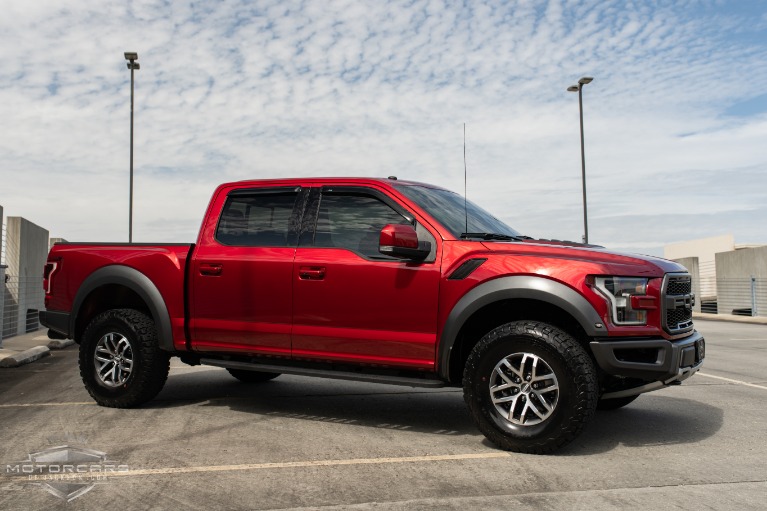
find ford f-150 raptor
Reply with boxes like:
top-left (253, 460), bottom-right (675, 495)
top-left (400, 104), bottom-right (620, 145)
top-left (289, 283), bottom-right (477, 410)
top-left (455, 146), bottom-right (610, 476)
top-left (40, 177), bottom-right (704, 453)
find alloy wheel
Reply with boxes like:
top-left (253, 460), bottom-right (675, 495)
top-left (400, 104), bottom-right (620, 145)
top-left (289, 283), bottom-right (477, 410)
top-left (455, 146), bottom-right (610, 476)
top-left (489, 352), bottom-right (560, 426)
top-left (94, 332), bottom-right (134, 387)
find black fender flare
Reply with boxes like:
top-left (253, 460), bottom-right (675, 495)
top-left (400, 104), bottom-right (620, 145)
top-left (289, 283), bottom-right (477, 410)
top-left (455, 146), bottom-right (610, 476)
top-left (437, 275), bottom-right (606, 380)
top-left (71, 265), bottom-right (175, 352)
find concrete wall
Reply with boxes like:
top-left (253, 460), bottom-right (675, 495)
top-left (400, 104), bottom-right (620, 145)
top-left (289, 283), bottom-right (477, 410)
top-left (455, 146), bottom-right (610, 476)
top-left (49, 237), bottom-right (67, 250)
top-left (664, 234), bottom-right (734, 299)
top-left (0, 204), bottom-right (4, 345)
top-left (3, 217), bottom-right (49, 338)
top-left (0, 265), bottom-right (5, 346)
top-left (664, 234), bottom-right (735, 262)
top-left (716, 246), bottom-right (767, 316)
top-left (671, 256), bottom-right (701, 312)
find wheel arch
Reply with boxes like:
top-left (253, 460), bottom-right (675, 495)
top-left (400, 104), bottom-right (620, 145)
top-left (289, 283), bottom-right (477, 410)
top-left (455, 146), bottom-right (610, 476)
top-left (71, 265), bottom-right (175, 352)
top-left (438, 276), bottom-right (606, 383)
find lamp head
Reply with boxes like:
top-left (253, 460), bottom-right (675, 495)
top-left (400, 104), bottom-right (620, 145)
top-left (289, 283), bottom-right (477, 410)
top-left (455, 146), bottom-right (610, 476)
top-left (578, 77), bottom-right (593, 85)
top-left (124, 52), bottom-right (138, 61)
top-left (567, 86), bottom-right (579, 92)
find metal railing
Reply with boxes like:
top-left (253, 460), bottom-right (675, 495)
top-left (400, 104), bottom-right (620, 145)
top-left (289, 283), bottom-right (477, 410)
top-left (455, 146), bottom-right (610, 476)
top-left (698, 260), bottom-right (717, 301)
top-left (1, 221), bottom-right (6, 266)
top-left (2, 275), bottom-right (44, 341)
top-left (699, 277), bottom-right (766, 318)
top-left (1, 219), bottom-right (46, 342)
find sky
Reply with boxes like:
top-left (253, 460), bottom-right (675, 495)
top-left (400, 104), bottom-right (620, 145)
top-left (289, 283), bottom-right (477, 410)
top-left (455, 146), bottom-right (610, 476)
top-left (1, 0), bottom-right (766, 257)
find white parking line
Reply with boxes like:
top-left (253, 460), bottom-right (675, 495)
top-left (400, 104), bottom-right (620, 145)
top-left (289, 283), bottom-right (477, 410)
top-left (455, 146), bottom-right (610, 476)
top-left (8, 452), bottom-right (512, 481)
top-left (697, 372), bottom-right (767, 390)
top-left (0, 402), bottom-right (94, 408)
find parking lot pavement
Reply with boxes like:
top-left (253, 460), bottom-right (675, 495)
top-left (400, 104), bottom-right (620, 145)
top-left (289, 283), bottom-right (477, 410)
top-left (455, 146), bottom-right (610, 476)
top-left (0, 318), bottom-right (765, 510)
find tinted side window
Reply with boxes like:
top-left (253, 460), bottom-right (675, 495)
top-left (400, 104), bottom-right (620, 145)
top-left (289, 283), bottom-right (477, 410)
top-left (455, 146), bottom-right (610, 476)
top-left (217, 191), bottom-right (299, 247)
top-left (315, 193), bottom-right (410, 258)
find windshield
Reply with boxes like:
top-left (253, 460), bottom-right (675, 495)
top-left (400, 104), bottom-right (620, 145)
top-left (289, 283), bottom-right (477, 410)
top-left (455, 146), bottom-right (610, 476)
top-left (394, 184), bottom-right (522, 239)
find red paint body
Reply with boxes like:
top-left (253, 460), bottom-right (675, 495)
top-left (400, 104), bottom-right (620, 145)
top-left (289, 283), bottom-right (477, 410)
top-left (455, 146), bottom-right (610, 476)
top-left (44, 178), bottom-right (689, 372)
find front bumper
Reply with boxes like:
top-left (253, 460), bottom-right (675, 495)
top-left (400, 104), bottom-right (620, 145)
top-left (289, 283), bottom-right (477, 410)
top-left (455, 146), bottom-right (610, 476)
top-left (590, 330), bottom-right (705, 383)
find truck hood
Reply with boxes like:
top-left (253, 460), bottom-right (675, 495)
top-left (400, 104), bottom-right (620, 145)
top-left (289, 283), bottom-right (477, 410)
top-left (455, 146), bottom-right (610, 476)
top-left (480, 240), bottom-right (687, 277)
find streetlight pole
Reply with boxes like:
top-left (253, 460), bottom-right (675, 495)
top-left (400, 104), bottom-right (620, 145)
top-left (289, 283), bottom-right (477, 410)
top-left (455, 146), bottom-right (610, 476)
top-left (124, 52), bottom-right (140, 243)
top-left (567, 76), bottom-right (593, 244)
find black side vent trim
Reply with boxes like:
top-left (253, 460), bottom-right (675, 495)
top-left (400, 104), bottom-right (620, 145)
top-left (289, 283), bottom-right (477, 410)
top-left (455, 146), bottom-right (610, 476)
top-left (447, 258), bottom-right (487, 280)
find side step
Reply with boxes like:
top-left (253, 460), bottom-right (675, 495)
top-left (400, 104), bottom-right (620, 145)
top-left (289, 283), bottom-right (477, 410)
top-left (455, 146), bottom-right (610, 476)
top-left (200, 358), bottom-right (447, 388)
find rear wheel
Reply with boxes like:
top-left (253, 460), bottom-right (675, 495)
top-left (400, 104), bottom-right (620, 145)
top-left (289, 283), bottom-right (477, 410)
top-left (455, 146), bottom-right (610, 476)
top-left (79, 309), bottom-right (170, 408)
top-left (463, 321), bottom-right (598, 454)
top-left (227, 368), bottom-right (280, 383)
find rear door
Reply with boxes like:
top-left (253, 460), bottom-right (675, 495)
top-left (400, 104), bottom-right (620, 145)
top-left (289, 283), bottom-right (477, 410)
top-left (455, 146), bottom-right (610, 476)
top-left (190, 186), bottom-right (306, 355)
top-left (292, 186), bottom-right (441, 369)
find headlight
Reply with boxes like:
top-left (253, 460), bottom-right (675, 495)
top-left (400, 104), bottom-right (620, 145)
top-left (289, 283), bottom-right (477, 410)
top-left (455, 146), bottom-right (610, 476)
top-left (594, 277), bottom-right (649, 325)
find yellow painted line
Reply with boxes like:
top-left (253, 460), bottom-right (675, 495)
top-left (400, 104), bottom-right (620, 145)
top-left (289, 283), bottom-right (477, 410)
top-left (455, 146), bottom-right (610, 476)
top-left (8, 453), bottom-right (511, 481)
top-left (697, 372), bottom-right (767, 390)
top-left (0, 402), bottom-right (94, 408)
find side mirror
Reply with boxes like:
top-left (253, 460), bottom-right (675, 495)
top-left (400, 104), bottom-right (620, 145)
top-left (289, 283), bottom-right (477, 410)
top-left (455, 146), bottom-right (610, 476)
top-left (379, 224), bottom-right (431, 261)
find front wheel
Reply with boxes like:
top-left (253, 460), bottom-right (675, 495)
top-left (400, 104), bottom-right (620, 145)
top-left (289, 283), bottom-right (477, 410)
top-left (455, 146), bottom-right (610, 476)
top-left (463, 321), bottom-right (598, 454)
top-left (79, 309), bottom-right (170, 408)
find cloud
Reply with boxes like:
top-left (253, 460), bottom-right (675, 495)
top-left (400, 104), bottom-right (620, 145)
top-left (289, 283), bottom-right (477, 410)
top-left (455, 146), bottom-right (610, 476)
top-left (0, 0), bottom-right (765, 255)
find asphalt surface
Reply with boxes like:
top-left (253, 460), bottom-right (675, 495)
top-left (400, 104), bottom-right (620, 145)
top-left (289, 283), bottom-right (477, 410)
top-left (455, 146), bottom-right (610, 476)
top-left (0, 318), bottom-right (765, 510)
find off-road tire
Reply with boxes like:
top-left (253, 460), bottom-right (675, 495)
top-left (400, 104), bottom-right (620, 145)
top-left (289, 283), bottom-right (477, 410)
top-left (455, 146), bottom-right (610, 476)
top-left (79, 309), bottom-right (170, 408)
top-left (463, 321), bottom-right (598, 454)
top-left (226, 368), bottom-right (280, 383)
top-left (597, 394), bottom-right (639, 410)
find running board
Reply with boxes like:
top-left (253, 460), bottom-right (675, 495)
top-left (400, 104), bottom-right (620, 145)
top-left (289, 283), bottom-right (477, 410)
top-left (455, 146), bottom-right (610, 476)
top-left (200, 359), bottom-right (447, 388)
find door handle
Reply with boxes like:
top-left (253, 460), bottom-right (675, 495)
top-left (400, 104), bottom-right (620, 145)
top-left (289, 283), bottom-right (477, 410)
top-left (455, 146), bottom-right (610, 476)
top-left (199, 263), bottom-right (223, 276)
top-left (299, 266), bottom-right (326, 280)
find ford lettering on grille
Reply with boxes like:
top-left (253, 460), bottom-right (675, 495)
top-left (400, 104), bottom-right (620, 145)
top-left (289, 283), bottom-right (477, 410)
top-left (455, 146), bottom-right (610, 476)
top-left (663, 274), bottom-right (694, 334)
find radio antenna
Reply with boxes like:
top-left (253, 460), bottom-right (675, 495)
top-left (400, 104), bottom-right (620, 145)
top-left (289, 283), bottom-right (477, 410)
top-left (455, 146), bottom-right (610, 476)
top-left (464, 123), bottom-right (468, 235)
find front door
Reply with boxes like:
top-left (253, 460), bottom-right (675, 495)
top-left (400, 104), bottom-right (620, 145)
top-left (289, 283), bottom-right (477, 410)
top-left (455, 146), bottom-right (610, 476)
top-left (292, 186), bottom-right (441, 369)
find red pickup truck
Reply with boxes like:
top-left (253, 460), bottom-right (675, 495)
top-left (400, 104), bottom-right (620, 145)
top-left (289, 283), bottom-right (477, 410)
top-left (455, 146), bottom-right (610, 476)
top-left (41, 177), bottom-right (704, 453)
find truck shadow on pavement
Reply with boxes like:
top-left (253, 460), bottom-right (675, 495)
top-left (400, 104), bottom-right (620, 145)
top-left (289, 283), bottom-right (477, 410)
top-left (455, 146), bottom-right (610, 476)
top-left (157, 369), bottom-right (477, 436)
top-left (156, 369), bottom-right (724, 454)
top-left (559, 395), bottom-right (724, 456)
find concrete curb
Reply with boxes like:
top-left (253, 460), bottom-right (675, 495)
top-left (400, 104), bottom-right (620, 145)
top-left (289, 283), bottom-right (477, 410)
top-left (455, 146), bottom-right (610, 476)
top-left (0, 346), bottom-right (51, 368)
top-left (694, 312), bottom-right (767, 326)
top-left (47, 339), bottom-right (75, 350)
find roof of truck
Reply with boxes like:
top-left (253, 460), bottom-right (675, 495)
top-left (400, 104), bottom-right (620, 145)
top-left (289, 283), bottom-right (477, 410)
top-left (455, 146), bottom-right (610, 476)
top-left (222, 177), bottom-right (448, 190)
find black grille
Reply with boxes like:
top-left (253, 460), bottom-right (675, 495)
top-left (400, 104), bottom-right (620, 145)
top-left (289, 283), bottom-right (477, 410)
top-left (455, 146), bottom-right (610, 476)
top-left (667, 278), bottom-right (691, 295)
top-left (664, 274), bottom-right (694, 334)
top-left (667, 307), bottom-right (693, 329)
